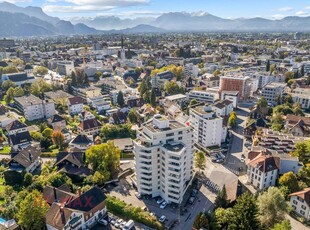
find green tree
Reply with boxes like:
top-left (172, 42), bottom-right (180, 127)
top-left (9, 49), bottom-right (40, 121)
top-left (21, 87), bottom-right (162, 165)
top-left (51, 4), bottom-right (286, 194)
top-left (23, 173), bottom-right (33, 187)
top-left (1, 80), bottom-right (15, 90)
top-left (128, 109), bottom-right (139, 124)
top-left (298, 165), bottom-right (310, 187)
top-left (49, 173), bottom-right (72, 188)
top-left (232, 192), bottom-right (260, 230)
top-left (257, 187), bottom-right (288, 229)
top-left (3, 66), bottom-right (18, 74)
top-left (214, 185), bottom-right (229, 209)
top-left (164, 81), bottom-right (184, 95)
top-left (150, 88), bottom-right (156, 107)
top-left (71, 71), bottom-right (77, 86)
top-left (16, 190), bottom-right (49, 230)
top-left (117, 91), bottom-right (125, 107)
top-left (214, 207), bottom-right (235, 229)
top-left (51, 131), bottom-right (65, 150)
top-left (193, 212), bottom-right (209, 230)
top-left (257, 97), bottom-right (268, 107)
top-left (30, 79), bottom-right (52, 97)
top-left (93, 71), bottom-right (102, 81)
top-left (85, 142), bottom-right (121, 181)
top-left (194, 151), bottom-right (206, 172)
top-left (284, 71), bottom-right (294, 83)
top-left (228, 111), bottom-right (237, 128)
top-left (213, 69), bottom-right (221, 76)
top-left (91, 171), bottom-right (108, 186)
top-left (271, 114), bottom-right (285, 131)
top-left (266, 60), bottom-right (270, 72)
top-left (292, 140), bottom-right (310, 165)
top-left (189, 99), bottom-right (198, 107)
top-left (42, 128), bottom-right (53, 139)
top-left (270, 220), bottom-right (291, 230)
top-left (279, 172), bottom-right (300, 195)
top-left (33, 66), bottom-right (48, 77)
top-left (13, 87), bottom-right (24, 97)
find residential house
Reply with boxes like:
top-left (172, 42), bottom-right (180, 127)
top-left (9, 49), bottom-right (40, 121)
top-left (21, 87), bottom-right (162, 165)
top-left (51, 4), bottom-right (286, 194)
top-left (43, 184), bottom-right (77, 205)
top-left (8, 145), bottom-right (41, 173)
top-left (79, 111), bottom-right (95, 122)
top-left (9, 131), bottom-right (32, 151)
top-left (48, 114), bottom-right (66, 130)
top-left (246, 148), bottom-right (279, 190)
top-left (55, 152), bottom-right (92, 180)
top-left (289, 188), bottom-right (310, 221)
top-left (69, 134), bottom-right (93, 151)
top-left (6, 120), bottom-right (28, 135)
top-left (285, 114), bottom-right (310, 137)
top-left (1, 72), bottom-right (35, 87)
top-left (78, 118), bottom-right (102, 135)
top-left (45, 186), bottom-right (107, 230)
top-left (68, 96), bottom-right (84, 115)
top-left (249, 105), bottom-right (269, 119)
top-left (212, 99), bottom-right (234, 116)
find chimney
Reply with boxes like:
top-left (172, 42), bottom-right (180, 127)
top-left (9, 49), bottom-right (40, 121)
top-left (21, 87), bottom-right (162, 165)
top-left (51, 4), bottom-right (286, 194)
top-left (59, 205), bottom-right (66, 224)
top-left (77, 187), bottom-right (81, 196)
top-left (53, 187), bottom-right (57, 202)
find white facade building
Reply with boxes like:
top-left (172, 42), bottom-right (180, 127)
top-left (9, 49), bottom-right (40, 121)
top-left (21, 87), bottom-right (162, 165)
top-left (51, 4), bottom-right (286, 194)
top-left (134, 115), bottom-right (194, 204)
top-left (291, 87), bottom-right (310, 109)
top-left (189, 105), bottom-right (225, 148)
top-left (289, 188), bottom-right (310, 221)
top-left (261, 82), bottom-right (286, 104)
top-left (187, 88), bottom-right (220, 103)
top-left (14, 95), bottom-right (56, 121)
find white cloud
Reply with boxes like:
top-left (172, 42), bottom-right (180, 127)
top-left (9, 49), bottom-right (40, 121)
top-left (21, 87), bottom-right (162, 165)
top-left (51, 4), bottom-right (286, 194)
top-left (4, 0), bottom-right (32, 2)
top-left (271, 14), bottom-right (285, 19)
top-left (43, 0), bottom-right (149, 13)
top-left (296, 11), bottom-right (309, 16)
top-left (305, 6), bottom-right (310, 10)
top-left (277, 6), bottom-right (293, 12)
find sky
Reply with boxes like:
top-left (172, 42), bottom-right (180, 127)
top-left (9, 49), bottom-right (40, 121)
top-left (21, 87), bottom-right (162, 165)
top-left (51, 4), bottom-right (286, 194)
top-left (5, 0), bottom-right (310, 19)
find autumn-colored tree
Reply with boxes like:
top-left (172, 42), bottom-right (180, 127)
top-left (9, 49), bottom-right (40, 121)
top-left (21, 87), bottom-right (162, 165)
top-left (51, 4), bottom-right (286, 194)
top-left (51, 131), bottom-right (65, 150)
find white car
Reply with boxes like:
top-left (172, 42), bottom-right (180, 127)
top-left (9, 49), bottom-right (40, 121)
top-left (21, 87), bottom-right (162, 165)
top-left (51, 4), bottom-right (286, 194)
top-left (156, 198), bottom-right (164, 204)
top-left (159, 215), bottom-right (166, 223)
top-left (160, 201), bottom-right (168, 209)
top-left (135, 192), bottom-right (142, 199)
top-left (240, 156), bottom-right (245, 163)
top-left (98, 219), bottom-right (108, 226)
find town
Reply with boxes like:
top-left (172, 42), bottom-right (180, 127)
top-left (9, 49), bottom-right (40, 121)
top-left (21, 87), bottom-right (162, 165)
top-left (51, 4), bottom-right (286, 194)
top-left (0, 30), bottom-right (309, 230)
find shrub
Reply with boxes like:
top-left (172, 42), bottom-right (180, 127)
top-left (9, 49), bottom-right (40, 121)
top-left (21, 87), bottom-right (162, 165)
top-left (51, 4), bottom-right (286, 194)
top-left (106, 196), bottom-right (163, 229)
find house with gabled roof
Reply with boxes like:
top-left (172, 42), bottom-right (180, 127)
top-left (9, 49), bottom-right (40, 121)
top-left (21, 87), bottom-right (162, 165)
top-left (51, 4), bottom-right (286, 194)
top-left (69, 134), bottom-right (93, 151)
top-left (8, 145), bottom-right (41, 173)
top-left (48, 114), bottom-right (66, 130)
top-left (55, 152), bottom-right (92, 181)
top-left (289, 188), bottom-right (310, 221)
top-left (78, 118), bottom-right (102, 135)
top-left (45, 186), bottom-right (107, 230)
top-left (68, 96), bottom-right (84, 115)
top-left (6, 120), bottom-right (28, 135)
top-left (285, 114), bottom-right (310, 137)
top-left (9, 131), bottom-right (32, 151)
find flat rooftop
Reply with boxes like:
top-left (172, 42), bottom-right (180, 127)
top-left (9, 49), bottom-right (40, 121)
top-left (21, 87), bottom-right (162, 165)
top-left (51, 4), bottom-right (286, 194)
top-left (163, 143), bottom-right (185, 152)
top-left (144, 120), bottom-right (185, 133)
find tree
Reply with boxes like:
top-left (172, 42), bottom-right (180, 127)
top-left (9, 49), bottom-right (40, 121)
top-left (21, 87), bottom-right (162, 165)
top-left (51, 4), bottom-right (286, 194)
top-left (214, 185), bottom-right (228, 209)
top-left (257, 97), bottom-right (268, 108)
top-left (189, 99), bottom-right (198, 107)
top-left (16, 190), bottom-right (49, 230)
top-left (13, 87), bottom-right (24, 97)
top-left (284, 71), bottom-right (294, 83)
top-left (193, 212), bottom-right (209, 230)
top-left (150, 88), bottom-right (156, 107)
top-left (49, 173), bottom-right (72, 188)
top-left (270, 220), bottom-right (291, 230)
top-left (292, 140), bottom-right (310, 165)
top-left (194, 151), bottom-right (206, 172)
top-left (228, 111), bottom-right (237, 128)
top-left (164, 81), bottom-right (184, 95)
top-left (23, 173), bottom-right (33, 187)
top-left (279, 172), bottom-right (300, 195)
top-left (33, 66), bottom-right (48, 77)
top-left (1, 80), bottom-right (15, 90)
top-left (298, 165), bottom-right (310, 187)
top-left (93, 71), bottom-right (102, 81)
top-left (266, 60), bottom-right (270, 72)
top-left (128, 109), bottom-right (139, 124)
top-left (100, 124), bottom-right (136, 141)
top-left (42, 128), bottom-right (53, 139)
top-left (30, 79), bottom-right (52, 98)
top-left (271, 114), bottom-right (285, 131)
top-left (257, 187), bottom-right (288, 229)
top-left (85, 142), bottom-right (121, 181)
top-left (51, 131), bottom-right (65, 150)
top-left (3, 66), bottom-right (18, 74)
top-left (117, 91), bottom-right (125, 107)
top-left (213, 69), bottom-right (221, 76)
top-left (71, 71), bottom-right (77, 86)
top-left (232, 192), bottom-right (260, 230)
top-left (214, 207), bottom-right (235, 229)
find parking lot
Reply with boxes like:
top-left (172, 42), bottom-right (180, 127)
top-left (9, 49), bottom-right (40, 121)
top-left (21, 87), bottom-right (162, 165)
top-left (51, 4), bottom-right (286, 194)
top-left (105, 176), bottom-right (213, 230)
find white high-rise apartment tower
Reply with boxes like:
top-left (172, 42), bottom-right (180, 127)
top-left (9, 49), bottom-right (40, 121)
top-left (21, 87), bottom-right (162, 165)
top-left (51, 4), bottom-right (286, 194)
top-left (134, 115), bottom-right (194, 204)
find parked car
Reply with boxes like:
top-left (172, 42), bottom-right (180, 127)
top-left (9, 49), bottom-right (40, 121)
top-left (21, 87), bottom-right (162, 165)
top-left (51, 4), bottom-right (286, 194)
top-left (98, 218), bottom-right (108, 226)
top-left (135, 192), bottom-right (142, 199)
top-left (122, 220), bottom-right (135, 230)
top-left (191, 189), bottom-right (198, 197)
top-left (188, 197), bottom-right (195, 204)
top-left (120, 220), bottom-right (127, 229)
top-left (160, 201), bottom-right (168, 209)
top-left (157, 198), bottom-right (165, 204)
top-left (159, 215), bottom-right (166, 223)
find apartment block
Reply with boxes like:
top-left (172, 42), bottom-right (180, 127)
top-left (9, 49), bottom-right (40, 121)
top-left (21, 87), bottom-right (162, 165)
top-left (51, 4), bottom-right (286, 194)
top-left (291, 87), bottom-right (310, 109)
top-left (219, 75), bottom-right (251, 99)
top-left (15, 95), bottom-right (56, 121)
top-left (289, 188), bottom-right (310, 221)
top-left (261, 82), bottom-right (286, 104)
top-left (189, 105), bottom-right (225, 148)
top-left (57, 61), bottom-right (74, 76)
top-left (187, 88), bottom-right (219, 103)
top-left (134, 115), bottom-right (194, 204)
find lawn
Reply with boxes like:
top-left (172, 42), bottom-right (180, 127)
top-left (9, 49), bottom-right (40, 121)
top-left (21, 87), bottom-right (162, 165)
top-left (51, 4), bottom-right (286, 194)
top-left (0, 146), bottom-right (11, 155)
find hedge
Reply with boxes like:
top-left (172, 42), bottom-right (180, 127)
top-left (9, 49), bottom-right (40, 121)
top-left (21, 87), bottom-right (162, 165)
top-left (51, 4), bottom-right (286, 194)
top-left (106, 196), bottom-right (163, 229)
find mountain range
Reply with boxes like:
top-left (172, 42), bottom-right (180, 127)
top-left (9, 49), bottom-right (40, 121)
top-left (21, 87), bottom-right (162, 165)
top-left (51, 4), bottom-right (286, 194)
top-left (1, 2), bottom-right (310, 37)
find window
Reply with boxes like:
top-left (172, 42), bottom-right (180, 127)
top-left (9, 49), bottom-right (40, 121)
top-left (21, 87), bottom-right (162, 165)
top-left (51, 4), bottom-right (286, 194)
top-left (302, 205), bottom-right (306, 210)
top-left (293, 200), bottom-right (298, 205)
top-left (300, 210), bottom-right (305, 215)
